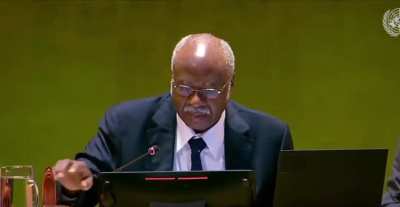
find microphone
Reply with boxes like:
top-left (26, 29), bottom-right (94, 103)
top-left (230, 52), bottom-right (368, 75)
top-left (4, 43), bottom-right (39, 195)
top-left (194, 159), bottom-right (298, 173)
top-left (99, 145), bottom-right (159, 207)
top-left (113, 145), bottom-right (159, 172)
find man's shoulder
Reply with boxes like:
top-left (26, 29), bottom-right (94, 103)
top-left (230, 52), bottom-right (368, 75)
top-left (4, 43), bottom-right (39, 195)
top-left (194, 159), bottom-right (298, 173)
top-left (229, 101), bottom-right (288, 129)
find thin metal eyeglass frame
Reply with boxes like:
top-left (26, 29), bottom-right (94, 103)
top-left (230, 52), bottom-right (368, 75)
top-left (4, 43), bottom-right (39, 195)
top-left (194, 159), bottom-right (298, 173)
top-left (170, 80), bottom-right (230, 99)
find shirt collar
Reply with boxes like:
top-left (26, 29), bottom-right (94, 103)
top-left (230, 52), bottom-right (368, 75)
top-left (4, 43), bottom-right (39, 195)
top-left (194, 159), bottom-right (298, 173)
top-left (176, 111), bottom-right (225, 158)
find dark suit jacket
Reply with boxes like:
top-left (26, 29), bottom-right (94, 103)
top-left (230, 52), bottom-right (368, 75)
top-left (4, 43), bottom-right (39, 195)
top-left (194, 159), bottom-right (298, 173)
top-left (382, 147), bottom-right (400, 207)
top-left (60, 94), bottom-right (293, 207)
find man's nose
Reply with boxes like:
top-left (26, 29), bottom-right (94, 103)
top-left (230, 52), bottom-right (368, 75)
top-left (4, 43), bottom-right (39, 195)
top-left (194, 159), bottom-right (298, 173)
top-left (187, 91), bottom-right (206, 105)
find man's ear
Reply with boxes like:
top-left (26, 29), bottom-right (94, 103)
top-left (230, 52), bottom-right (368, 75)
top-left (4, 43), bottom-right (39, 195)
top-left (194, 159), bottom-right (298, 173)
top-left (169, 79), bottom-right (173, 95)
top-left (230, 73), bottom-right (235, 87)
top-left (226, 73), bottom-right (235, 100)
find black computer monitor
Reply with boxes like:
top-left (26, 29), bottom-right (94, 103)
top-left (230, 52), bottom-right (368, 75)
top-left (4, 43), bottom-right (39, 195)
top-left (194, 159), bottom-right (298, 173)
top-left (98, 170), bottom-right (255, 207)
top-left (273, 149), bottom-right (388, 207)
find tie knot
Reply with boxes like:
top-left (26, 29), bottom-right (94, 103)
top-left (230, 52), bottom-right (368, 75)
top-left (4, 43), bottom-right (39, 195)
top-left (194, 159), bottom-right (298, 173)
top-left (188, 136), bottom-right (207, 152)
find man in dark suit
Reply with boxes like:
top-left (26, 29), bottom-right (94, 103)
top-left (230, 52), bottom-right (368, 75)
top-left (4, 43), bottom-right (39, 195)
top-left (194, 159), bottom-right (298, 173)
top-left (53, 33), bottom-right (293, 206)
top-left (382, 146), bottom-right (400, 207)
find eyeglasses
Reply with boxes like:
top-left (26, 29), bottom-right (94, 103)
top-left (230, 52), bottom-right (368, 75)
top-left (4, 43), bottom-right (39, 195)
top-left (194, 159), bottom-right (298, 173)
top-left (171, 80), bottom-right (230, 99)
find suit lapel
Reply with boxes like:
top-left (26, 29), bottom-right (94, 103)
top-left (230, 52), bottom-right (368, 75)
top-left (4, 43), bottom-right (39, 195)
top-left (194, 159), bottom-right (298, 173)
top-left (224, 102), bottom-right (254, 170)
top-left (144, 95), bottom-right (177, 171)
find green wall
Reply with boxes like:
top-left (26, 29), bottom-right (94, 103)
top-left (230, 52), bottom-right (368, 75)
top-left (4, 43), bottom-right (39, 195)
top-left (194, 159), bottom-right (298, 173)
top-left (1, 0), bottom-right (399, 194)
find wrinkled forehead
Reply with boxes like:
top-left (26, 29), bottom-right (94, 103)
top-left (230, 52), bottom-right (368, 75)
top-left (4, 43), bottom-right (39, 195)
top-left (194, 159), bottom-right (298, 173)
top-left (172, 65), bottom-right (229, 88)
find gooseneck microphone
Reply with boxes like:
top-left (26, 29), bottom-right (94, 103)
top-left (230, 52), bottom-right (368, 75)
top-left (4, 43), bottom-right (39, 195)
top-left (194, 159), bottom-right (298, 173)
top-left (99, 145), bottom-right (159, 207)
top-left (113, 145), bottom-right (159, 172)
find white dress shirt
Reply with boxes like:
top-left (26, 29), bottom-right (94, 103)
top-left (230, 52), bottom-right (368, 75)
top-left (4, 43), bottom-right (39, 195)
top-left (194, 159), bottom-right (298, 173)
top-left (173, 111), bottom-right (226, 171)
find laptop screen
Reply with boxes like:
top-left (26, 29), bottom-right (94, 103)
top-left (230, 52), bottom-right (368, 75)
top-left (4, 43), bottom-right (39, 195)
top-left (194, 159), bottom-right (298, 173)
top-left (273, 149), bottom-right (388, 207)
top-left (98, 170), bottom-right (255, 207)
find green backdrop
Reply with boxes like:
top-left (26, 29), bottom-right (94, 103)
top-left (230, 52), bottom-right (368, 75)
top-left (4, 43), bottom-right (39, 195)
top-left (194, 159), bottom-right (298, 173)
top-left (1, 0), bottom-right (399, 195)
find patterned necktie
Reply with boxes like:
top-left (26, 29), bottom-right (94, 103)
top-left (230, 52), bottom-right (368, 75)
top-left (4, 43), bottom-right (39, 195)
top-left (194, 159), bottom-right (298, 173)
top-left (188, 136), bottom-right (207, 170)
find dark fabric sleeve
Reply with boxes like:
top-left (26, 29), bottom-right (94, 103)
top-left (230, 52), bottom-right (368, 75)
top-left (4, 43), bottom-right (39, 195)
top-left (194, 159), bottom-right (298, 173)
top-left (382, 148), bottom-right (400, 207)
top-left (57, 110), bottom-right (119, 207)
top-left (280, 124), bottom-right (294, 150)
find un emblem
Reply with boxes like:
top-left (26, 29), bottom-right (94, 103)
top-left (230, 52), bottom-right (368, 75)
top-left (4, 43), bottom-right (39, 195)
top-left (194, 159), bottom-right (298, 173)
top-left (383, 8), bottom-right (400, 37)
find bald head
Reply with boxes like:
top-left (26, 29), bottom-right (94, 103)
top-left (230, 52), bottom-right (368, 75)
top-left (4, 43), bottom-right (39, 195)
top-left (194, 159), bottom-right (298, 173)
top-left (171, 33), bottom-right (235, 77)
top-left (170, 33), bottom-right (235, 133)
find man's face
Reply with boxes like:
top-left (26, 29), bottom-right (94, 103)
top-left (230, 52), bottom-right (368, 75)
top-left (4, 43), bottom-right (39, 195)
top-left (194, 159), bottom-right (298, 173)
top-left (171, 64), bottom-right (232, 133)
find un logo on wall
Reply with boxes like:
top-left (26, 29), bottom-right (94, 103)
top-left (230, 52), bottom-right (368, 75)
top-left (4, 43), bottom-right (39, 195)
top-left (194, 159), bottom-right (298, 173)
top-left (383, 8), bottom-right (400, 37)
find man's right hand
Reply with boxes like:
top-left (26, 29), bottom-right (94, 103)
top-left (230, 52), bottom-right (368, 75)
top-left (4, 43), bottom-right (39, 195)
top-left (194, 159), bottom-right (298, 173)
top-left (53, 159), bottom-right (93, 192)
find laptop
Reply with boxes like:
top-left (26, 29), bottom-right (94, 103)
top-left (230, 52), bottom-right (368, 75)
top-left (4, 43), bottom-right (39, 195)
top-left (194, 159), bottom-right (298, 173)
top-left (273, 149), bottom-right (388, 207)
top-left (98, 170), bottom-right (255, 207)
